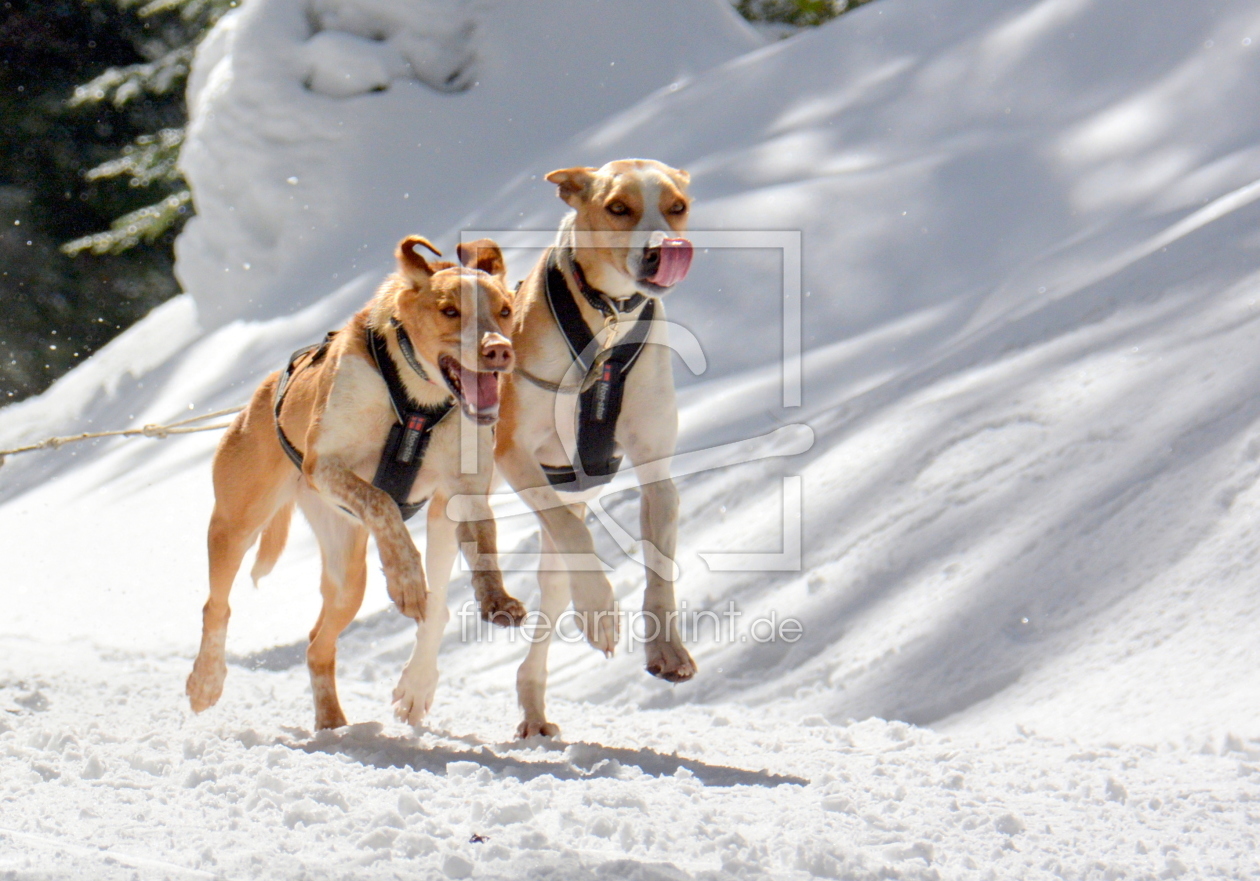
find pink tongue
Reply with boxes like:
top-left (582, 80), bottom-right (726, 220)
top-left (648, 238), bottom-right (693, 287)
top-left (460, 367), bottom-right (500, 411)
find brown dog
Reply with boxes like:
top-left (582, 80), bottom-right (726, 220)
top-left (186, 236), bottom-right (525, 730)
top-left (492, 158), bottom-right (698, 737)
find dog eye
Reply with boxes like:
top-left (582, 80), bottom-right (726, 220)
top-left (606, 201), bottom-right (629, 216)
top-left (441, 306), bottom-right (459, 318)
top-left (669, 202), bottom-right (688, 215)
top-left (500, 306), bottom-right (511, 318)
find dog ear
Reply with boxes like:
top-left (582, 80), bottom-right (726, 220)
top-left (545, 167), bottom-right (596, 207)
top-left (456, 238), bottom-right (507, 280)
top-left (670, 168), bottom-right (691, 189)
top-left (396, 235), bottom-right (442, 283)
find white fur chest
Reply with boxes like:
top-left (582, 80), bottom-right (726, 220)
top-left (315, 355), bottom-right (494, 508)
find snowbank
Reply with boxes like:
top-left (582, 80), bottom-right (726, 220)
top-left (176, 0), bottom-right (759, 324)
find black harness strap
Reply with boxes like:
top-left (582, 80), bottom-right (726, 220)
top-left (273, 326), bottom-right (452, 522)
top-left (542, 252), bottom-right (655, 492)
top-left (274, 331), bottom-right (335, 473)
top-left (364, 325), bottom-right (454, 520)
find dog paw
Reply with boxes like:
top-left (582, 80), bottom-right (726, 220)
top-left (480, 592), bottom-right (527, 627)
top-left (185, 657), bottom-right (226, 713)
top-left (646, 638), bottom-right (697, 683)
top-left (383, 546), bottom-right (427, 620)
top-left (392, 666), bottom-right (439, 726)
top-left (393, 588), bottom-right (428, 621)
top-left (584, 607), bottom-right (619, 657)
top-left (314, 706), bottom-right (349, 731)
top-left (515, 719), bottom-right (560, 739)
top-left (570, 575), bottom-right (618, 655)
top-left (387, 573), bottom-right (428, 620)
top-left (310, 674), bottom-right (349, 730)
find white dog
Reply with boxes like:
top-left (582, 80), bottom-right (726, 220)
top-left (493, 158), bottom-right (699, 737)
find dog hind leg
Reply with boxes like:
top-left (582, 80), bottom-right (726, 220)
top-left (638, 476), bottom-right (696, 682)
top-left (188, 398), bottom-right (298, 713)
top-left (187, 507), bottom-right (261, 712)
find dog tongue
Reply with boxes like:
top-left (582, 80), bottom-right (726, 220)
top-left (648, 238), bottom-right (693, 287)
top-left (460, 366), bottom-right (499, 411)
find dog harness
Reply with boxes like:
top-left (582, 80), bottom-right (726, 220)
top-left (274, 323), bottom-right (453, 521)
top-left (536, 250), bottom-right (655, 492)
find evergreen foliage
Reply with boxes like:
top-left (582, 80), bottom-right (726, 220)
top-left (63, 0), bottom-right (236, 256)
top-left (1, 0), bottom-right (236, 403)
top-left (735, 0), bottom-right (875, 29)
top-left (0, 0), bottom-right (190, 402)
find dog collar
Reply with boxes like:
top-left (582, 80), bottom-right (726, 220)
top-left (563, 248), bottom-right (647, 318)
top-left (387, 318), bottom-right (435, 385)
top-left (368, 323), bottom-right (454, 420)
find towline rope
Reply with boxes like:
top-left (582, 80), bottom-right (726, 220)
top-left (0, 405), bottom-right (244, 469)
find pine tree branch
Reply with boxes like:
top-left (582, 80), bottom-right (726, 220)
top-left (62, 0), bottom-right (240, 257)
top-left (84, 128), bottom-right (185, 187)
top-left (69, 45), bottom-right (194, 107)
top-left (62, 190), bottom-right (192, 256)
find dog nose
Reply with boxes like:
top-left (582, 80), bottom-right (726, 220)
top-left (481, 334), bottom-right (513, 371)
top-left (641, 243), bottom-right (662, 276)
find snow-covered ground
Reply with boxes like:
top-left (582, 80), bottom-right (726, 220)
top-left (7, 639), bottom-right (1259, 880)
top-left (4, 0), bottom-right (1260, 877)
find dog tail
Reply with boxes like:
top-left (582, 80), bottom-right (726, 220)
top-left (250, 502), bottom-right (293, 586)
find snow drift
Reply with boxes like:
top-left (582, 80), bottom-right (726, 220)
top-left (176, 0), bottom-right (758, 324)
top-left (4, 0), bottom-right (1260, 877)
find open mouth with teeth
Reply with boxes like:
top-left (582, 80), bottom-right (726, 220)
top-left (439, 355), bottom-right (501, 425)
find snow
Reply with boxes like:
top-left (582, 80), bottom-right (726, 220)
top-left (175, 0), bottom-right (758, 324)
top-left (4, 0), bottom-right (1260, 877)
top-left (6, 641), bottom-right (1260, 879)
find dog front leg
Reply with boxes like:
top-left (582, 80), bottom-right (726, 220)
top-left (302, 507), bottom-right (370, 730)
top-left (516, 527), bottom-right (569, 738)
top-left (456, 497), bottom-right (526, 627)
top-left (639, 475), bottom-right (696, 682)
top-left (308, 457), bottom-right (426, 620)
top-left (393, 495), bottom-right (457, 725)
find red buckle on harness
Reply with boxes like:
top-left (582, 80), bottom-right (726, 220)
top-left (397, 414), bottom-right (428, 463)
top-left (593, 362), bottom-right (615, 422)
